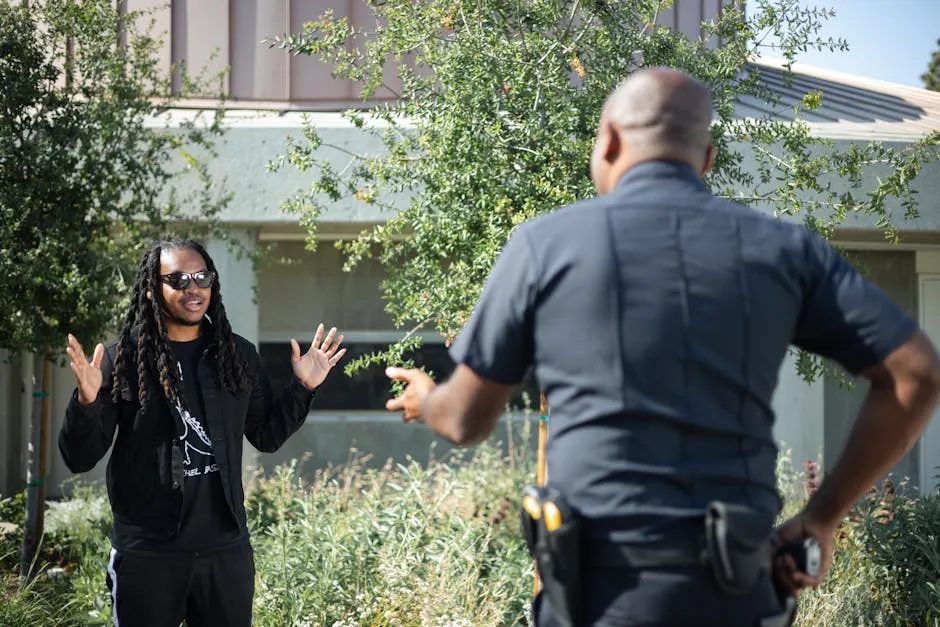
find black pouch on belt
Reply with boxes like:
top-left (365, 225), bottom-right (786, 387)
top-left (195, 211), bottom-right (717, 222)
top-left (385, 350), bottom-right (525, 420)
top-left (704, 501), bottom-right (773, 595)
top-left (520, 485), bottom-right (582, 627)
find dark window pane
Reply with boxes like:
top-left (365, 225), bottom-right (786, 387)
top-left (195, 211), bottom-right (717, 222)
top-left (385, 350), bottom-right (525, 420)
top-left (259, 342), bottom-right (539, 411)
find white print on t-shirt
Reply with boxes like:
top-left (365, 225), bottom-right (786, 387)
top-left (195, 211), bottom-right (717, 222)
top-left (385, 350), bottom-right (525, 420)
top-left (174, 361), bottom-right (219, 478)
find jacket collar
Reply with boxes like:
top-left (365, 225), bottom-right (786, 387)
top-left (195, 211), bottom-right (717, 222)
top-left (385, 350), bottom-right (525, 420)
top-left (614, 159), bottom-right (706, 191)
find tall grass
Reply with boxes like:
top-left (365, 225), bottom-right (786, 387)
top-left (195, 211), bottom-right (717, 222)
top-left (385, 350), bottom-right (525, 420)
top-left (246, 443), bottom-right (535, 627)
top-left (0, 420), bottom-right (539, 627)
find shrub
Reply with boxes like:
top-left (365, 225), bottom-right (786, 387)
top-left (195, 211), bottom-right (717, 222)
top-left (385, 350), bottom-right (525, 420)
top-left (796, 480), bottom-right (940, 627)
top-left (1, 484), bottom-right (109, 627)
top-left (247, 444), bottom-right (535, 627)
top-left (3, 437), bottom-right (940, 627)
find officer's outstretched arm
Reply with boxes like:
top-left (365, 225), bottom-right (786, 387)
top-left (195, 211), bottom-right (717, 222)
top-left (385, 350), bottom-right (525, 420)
top-left (386, 364), bottom-right (513, 446)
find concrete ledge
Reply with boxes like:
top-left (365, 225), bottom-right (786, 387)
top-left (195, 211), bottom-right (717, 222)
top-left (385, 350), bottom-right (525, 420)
top-left (253, 414), bottom-right (541, 484)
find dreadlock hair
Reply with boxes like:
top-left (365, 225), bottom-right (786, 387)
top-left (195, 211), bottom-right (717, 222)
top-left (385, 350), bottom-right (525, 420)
top-left (111, 236), bottom-right (255, 419)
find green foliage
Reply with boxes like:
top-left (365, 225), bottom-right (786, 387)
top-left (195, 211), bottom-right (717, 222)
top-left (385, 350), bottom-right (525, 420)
top-left (796, 482), bottom-right (940, 626)
top-left (1, 431), bottom-right (537, 627)
top-left (0, 491), bottom-right (26, 528)
top-left (0, 563), bottom-right (87, 627)
top-left (3, 446), bottom-right (940, 626)
top-left (0, 0), bottom-right (229, 356)
top-left (0, 483), bottom-right (111, 626)
top-left (267, 0), bottom-right (940, 382)
top-left (246, 446), bottom-right (534, 627)
top-left (923, 39), bottom-right (940, 92)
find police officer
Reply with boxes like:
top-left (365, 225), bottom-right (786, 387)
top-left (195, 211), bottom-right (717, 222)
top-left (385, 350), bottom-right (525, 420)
top-left (385, 68), bottom-right (940, 626)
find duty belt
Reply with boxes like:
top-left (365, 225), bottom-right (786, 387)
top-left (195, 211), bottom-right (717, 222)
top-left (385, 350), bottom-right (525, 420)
top-left (583, 533), bottom-right (774, 571)
top-left (583, 534), bottom-right (709, 569)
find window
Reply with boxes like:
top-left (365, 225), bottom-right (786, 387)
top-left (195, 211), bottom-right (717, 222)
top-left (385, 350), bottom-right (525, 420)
top-left (257, 241), bottom-right (539, 412)
top-left (258, 339), bottom-right (540, 412)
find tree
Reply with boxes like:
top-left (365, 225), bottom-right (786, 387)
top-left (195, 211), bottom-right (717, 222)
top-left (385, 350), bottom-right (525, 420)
top-left (0, 0), bottom-right (227, 580)
top-left (268, 0), bottom-right (940, 384)
top-left (922, 38), bottom-right (940, 92)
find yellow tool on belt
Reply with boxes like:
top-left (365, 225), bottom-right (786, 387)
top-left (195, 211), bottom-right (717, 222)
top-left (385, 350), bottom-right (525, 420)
top-left (521, 479), bottom-right (580, 626)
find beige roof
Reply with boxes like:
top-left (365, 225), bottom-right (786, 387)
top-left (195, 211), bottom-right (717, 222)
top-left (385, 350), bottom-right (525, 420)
top-left (737, 57), bottom-right (940, 142)
top-left (156, 58), bottom-right (940, 145)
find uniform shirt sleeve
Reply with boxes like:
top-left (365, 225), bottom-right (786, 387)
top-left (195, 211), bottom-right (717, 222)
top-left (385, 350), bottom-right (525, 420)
top-left (448, 226), bottom-right (537, 385)
top-left (793, 231), bottom-right (918, 375)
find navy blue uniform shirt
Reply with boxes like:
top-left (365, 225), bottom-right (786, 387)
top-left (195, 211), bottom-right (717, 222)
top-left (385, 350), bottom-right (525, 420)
top-left (449, 160), bottom-right (917, 544)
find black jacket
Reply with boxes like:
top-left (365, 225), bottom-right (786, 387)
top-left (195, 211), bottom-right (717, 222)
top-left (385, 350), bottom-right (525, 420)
top-left (58, 324), bottom-right (315, 545)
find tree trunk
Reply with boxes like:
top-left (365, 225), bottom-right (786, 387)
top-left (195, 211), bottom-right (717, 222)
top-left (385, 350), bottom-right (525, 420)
top-left (20, 348), bottom-right (51, 583)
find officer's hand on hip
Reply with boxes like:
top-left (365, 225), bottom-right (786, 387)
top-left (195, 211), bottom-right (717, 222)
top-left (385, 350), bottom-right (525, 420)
top-left (385, 367), bottom-right (435, 422)
top-left (66, 334), bottom-right (104, 406)
top-left (772, 512), bottom-right (834, 597)
top-left (291, 323), bottom-right (346, 390)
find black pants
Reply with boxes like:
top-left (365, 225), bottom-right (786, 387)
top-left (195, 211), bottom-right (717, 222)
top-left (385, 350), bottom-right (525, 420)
top-left (534, 566), bottom-right (786, 627)
top-left (105, 542), bottom-right (255, 627)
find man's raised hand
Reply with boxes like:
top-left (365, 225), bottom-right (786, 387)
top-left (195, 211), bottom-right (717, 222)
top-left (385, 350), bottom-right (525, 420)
top-left (66, 334), bottom-right (104, 406)
top-left (290, 323), bottom-right (347, 390)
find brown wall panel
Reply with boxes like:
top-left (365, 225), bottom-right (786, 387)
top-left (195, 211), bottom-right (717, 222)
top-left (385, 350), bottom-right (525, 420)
top-left (172, 0), bottom-right (231, 95)
top-left (231, 0), bottom-right (289, 100)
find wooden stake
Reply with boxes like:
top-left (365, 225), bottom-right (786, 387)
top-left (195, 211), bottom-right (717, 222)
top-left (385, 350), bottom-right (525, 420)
top-left (534, 392), bottom-right (548, 595)
top-left (21, 347), bottom-right (52, 583)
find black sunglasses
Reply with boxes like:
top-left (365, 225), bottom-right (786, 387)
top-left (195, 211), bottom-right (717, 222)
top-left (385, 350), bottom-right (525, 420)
top-left (160, 270), bottom-right (216, 291)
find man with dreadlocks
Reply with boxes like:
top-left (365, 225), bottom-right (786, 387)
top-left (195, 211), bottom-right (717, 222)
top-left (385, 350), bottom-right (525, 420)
top-left (58, 236), bottom-right (346, 627)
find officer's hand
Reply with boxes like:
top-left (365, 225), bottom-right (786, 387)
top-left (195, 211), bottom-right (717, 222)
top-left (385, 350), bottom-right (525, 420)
top-left (772, 512), bottom-right (834, 597)
top-left (66, 334), bottom-right (105, 406)
top-left (385, 367), bottom-right (436, 422)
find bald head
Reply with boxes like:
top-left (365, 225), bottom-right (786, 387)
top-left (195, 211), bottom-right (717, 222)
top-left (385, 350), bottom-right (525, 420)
top-left (590, 68), bottom-right (715, 195)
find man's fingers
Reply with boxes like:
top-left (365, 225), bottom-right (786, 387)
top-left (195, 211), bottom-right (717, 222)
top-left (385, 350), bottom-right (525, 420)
top-left (386, 396), bottom-right (405, 411)
top-left (773, 554), bottom-right (818, 597)
top-left (91, 344), bottom-right (105, 369)
top-left (385, 367), bottom-right (415, 382)
top-left (310, 324), bottom-right (324, 350)
top-left (326, 334), bottom-right (345, 357)
top-left (772, 560), bottom-right (799, 596)
top-left (791, 571), bottom-right (819, 589)
top-left (290, 338), bottom-right (301, 362)
top-left (66, 335), bottom-right (86, 366)
top-left (319, 327), bottom-right (337, 353)
top-left (329, 348), bottom-right (347, 365)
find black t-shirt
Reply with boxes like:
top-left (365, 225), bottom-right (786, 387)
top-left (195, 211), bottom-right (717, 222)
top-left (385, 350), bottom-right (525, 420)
top-left (121, 336), bottom-right (242, 553)
top-left (171, 337), bottom-right (241, 550)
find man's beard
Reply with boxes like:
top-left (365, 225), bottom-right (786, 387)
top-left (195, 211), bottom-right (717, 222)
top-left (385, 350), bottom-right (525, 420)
top-left (161, 305), bottom-right (204, 327)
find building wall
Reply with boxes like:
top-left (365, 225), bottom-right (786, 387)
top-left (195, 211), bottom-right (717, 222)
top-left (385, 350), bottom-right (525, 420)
top-left (258, 240), bottom-right (393, 338)
top-left (122, 0), bottom-right (728, 105)
top-left (821, 251), bottom-right (920, 486)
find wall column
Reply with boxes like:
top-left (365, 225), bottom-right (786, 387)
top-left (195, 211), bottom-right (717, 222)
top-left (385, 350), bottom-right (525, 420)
top-left (917, 251), bottom-right (940, 494)
top-left (772, 352), bottom-right (825, 471)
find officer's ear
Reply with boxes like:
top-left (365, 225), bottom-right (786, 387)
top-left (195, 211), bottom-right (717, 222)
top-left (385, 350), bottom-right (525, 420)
top-left (700, 144), bottom-right (716, 176)
top-left (601, 122), bottom-right (623, 164)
